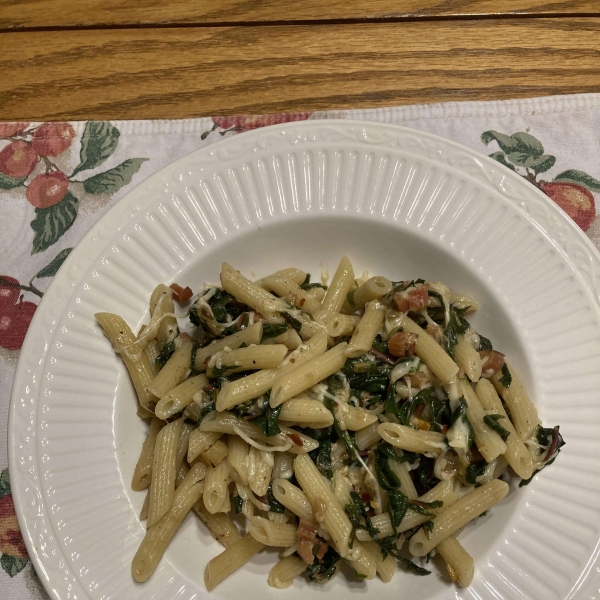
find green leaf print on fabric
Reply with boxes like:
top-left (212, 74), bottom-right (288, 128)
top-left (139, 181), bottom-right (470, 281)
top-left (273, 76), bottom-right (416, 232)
top-left (482, 129), bottom-right (598, 231)
top-left (71, 121), bottom-right (120, 177)
top-left (30, 191), bottom-right (79, 254)
top-left (83, 158), bottom-right (148, 194)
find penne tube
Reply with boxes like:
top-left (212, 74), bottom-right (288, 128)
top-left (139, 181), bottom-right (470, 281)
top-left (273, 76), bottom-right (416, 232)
top-left (247, 446), bottom-right (273, 497)
top-left (408, 479), bottom-right (509, 556)
top-left (217, 330), bottom-right (328, 410)
top-left (475, 379), bottom-right (534, 479)
top-left (147, 418), bottom-right (183, 527)
top-left (221, 263), bottom-right (287, 322)
top-left (193, 498), bottom-right (240, 548)
top-left (378, 423), bottom-right (446, 456)
top-left (388, 460), bottom-right (418, 500)
top-left (148, 341), bottom-right (193, 398)
top-left (491, 362), bottom-right (540, 440)
top-left (203, 459), bottom-right (230, 514)
top-left (95, 312), bottom-right (158, 411)
top-left (204, 533), bottom-right (265, 591)
top-left (199, 411), bottom-right (318, 454)
top-left (400, 315), bottom-right (459, 383)
top-left (454, 339), bottom-right (482, 382)
top-left (248, 516), bottom-right (297, 547)
top-left (139, 489), bottom-right (150, 522)
top-left (322, 312), bottom-right (361, 338)
top-left (188, 430), bottom-right (223, 463)
top-left (261, 276), bottom-right (322, 315)
top-left (155, 374), bottom-right (209, 420)
top-left (200, 439), bottom-right (229, 467)
top-left (356, 422), bottom-right (382, 451)
top-left (270, 342), bottom-right (348, 407)
top-left (256, 267), bottom-right (307, 288)
top-left (279, 398), bottom-right (335, 428)
top-left (342, 276), bottom-right (393, 313)
top-left (176, 421), bottom-right (194, 472)
top-left (193, 322), bottom-right (263, 371)
top-left (436, 535), bottom-right (474, 588)
top-left (132, 462), bottom-right (206, 582)
top-left (346, 301), bottom-right (385, 358)
top-left (149, 284), bottom-right (178, 347)
top-left (294, 454), bottom-right (353, 557)
top-left (206, 345), bottom-right (288, 378)
top-left (308, 286), bottom-right (326, 303)
top-left (132, 417), bottom-right (163, 491)
top-left (271, 478), bottom-right (316, 523)
top-left (340, 404), bottom-right (379, 431)
top-left (350, 540), bottom-right (377, 580)
top-left (332, 471), bottom-right (352, 507)
top-left (320, 256), bottom-right (355, 314)
top-left (268, 555), bottom-right (307, 589)
top-left (143, 338), bottom-right (160, 377)
top-left (227, 435), bottom-right (250, 485)
top-left (362, 540), bottom-right (396, 583)
top-left (272, 452), bottom-right (295, 480)
top-left (459, 379), bottom-right (507, 462)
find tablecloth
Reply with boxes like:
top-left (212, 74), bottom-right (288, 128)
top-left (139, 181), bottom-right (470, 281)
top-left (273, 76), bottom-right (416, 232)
top-left (1, 92), bottom-right (600, 599)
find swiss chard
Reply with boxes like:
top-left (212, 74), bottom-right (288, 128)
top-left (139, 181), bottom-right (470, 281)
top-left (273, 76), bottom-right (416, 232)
top-left (465, 460), bottom-right (487, 485)
top-left (306, 546), bottom-right (340, 582)
top-left (253, 394), bottom-right (282, 437)
top-left (345, 491), bottom-right (380, 547)
top-left (261, 324), bottom-right (289, 340)
top-left (498, 363), bottom-right (512, 388)
top-left (478, 335), bottom-right (493, 351)
top-left (450, 397), bottom-right (475, 451)
top-left (376, 535), bottom-right (431, 576)
top-left (300, 274), bottom-right (327, 291)
top-left (155, 340), bottom-right (176, 369)
top-left (483, 414), bottom-right (510, 441)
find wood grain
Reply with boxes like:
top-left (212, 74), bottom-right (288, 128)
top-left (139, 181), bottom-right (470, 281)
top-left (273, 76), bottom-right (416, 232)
top-left (2, 18), bottom-right (600, 121)
top-left (0, 0), bottom-right (598, 29)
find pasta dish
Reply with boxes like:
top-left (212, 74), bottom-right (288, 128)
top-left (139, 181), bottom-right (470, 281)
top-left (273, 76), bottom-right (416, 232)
top-left (95, 257), bottom-right (564, 589)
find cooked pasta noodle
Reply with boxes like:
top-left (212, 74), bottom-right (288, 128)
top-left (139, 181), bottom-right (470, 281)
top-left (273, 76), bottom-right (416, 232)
top-left (98, 260), bottom-right (563, 591)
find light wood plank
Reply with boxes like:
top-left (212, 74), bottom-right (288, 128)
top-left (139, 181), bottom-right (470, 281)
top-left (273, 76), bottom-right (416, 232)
top-left (1, 18), bottom-right (599, 120)
top-left (0, 0), bottom-right (598, 29)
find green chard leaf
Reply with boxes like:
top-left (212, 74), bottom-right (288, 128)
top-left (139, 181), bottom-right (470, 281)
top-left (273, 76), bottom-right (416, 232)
top-left (82, 158), bottom-right (148, 194)
top-left (261, 323), bottom-right (289, 340)
top-left (478, 335), bottom-right (493, 351)
top-left (483, 414), bottom-right (510, 441)
top-left (465, 460), bottom-right (487, 485)
top-left (253, 394), bottom-right (282, 437)
top-left (306, 546), bottom-right (340, 582)
top-left (30, 191), bottom-right (79, 254)
top-left (387, 489), bottom-right (410, 530)
top-left (498, 363), bottom-right (512, 388)
top-left (155, 340), bottom-right (176, 369)
top-left (193, 401), bottom-right (215, 427)
top-left (233, 495), bottom-right (243, 513)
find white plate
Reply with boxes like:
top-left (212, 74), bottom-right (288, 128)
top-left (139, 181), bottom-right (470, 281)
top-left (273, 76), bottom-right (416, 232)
top-left (9, 120), bottom-right (600, 600)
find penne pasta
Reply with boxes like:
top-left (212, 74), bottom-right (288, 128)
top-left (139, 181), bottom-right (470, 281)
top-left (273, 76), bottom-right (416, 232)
top-left (204, 533), bottom-right (265, 591)
top-left (408, 480), bottom-right (509, 556)
top-left (104, 262), bottom-right (563, 591)
top-left (194, 322), bottom-right (263, 371)
top-left (346, 301), bottom-right (385, 358)
top-left (147, 418), bottom-right (183, 527)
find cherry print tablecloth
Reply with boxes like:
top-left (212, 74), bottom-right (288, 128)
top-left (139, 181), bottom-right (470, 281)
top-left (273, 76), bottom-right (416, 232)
top-left (1, 93), bottom-right (600, 599)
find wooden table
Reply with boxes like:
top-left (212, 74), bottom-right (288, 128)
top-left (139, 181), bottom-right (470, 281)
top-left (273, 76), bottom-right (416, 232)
top-left (1, 1), bottom-right (599, 120)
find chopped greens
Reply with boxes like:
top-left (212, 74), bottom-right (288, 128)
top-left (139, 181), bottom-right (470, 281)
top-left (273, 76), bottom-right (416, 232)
top-left (253, 393), bottom-right (282, 437)
top-left (306, 546), bottom-right (340, 582)
top-left (498, 363), bottom-right (512, 388)
top-left (465, 460), bottom-right (487, 485)
top-left (155, 340), bottom-right (176, 369)
top-left (266, 483), bottom-right (286, 513)
top-left (484, 414), bottom-right (510, 441)
top-left (261, 323), bottom-right (289, 340)
top-left (478, 335), bottom-right (493, 351)
top-left (233, 495), bottom-right (243, 513)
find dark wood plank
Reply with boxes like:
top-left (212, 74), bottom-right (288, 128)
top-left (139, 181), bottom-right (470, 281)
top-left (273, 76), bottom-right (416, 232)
top-left (0, 0), bottom-right (598, 29)
top-left (1, 18), bottom-right (599, 120)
